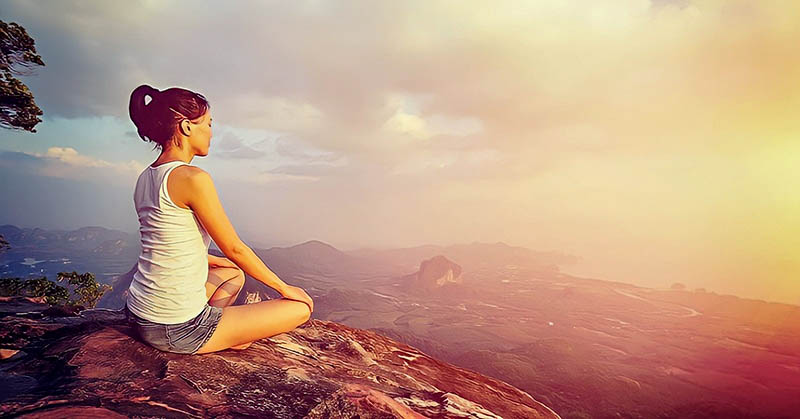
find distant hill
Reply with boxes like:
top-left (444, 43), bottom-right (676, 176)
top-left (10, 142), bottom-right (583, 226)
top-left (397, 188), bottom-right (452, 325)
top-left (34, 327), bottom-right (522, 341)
top-left (347, 241), bottom-right (578, 273)
top-left (397, 255), bottom-right (471, 298)
top-left (0, 224), bottom-right (138, 257)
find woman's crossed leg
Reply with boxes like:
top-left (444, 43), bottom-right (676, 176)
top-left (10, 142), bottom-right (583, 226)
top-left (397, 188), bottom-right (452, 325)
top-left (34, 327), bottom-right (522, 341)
top-left (205, 265), bottom-right (246, 308)
top-left (198, 266), bottom-right (311, 354)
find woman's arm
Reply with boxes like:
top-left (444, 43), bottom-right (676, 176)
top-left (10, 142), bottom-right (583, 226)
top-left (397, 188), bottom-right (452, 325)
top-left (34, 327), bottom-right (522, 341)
top-left (208, 253), bottom-right (238, 269)
top-left (187, 169), bottom-right (290, 295)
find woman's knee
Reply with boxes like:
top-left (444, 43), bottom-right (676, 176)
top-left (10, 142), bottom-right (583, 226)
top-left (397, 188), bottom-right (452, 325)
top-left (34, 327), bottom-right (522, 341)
top-left (299, 305), bottom-right (311, 323)
top-left (284, 298), bottom-right (312, 323)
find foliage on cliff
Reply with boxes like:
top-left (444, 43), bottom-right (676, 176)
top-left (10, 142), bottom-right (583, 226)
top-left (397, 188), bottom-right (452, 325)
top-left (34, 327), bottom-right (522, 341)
top-left (0, 271), bottom-right (110, 309)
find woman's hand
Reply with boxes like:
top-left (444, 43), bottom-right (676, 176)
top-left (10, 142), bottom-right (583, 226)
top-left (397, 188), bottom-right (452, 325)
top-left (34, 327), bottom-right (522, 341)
top-left (279, 285), bottom-right (314, 314)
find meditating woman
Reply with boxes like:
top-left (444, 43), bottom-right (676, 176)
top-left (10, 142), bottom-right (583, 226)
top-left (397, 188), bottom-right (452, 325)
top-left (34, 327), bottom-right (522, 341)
top-left (123, 84), bottom-right (313, 354)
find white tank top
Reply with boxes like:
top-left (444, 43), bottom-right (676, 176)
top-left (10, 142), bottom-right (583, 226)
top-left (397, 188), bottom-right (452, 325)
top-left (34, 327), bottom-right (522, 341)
top-left (126, 160), bottom-right (211, 324)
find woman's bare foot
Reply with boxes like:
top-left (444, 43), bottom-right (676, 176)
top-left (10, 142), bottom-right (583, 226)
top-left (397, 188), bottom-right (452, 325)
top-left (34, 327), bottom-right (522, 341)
top-left (230, 341), bottom-right (252, 350)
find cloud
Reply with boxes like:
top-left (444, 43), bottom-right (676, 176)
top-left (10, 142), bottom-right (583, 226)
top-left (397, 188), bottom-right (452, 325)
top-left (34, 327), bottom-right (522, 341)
top-left (7, 0), bottom-right (797, 167)
top-left (214, 94), bottom-right (325, 134)
top-left (382, 110), bottom-right (430, 140)
top-left (273, 135), bottom-right (343, 163)
top-left (252, 171), bottom-right (320, 184)
top-left (0, 161), bottom-right (137, 232)
top-left (1, 147), bottom-right (143, 184)
top-left (212, 132), bottom-right (267, 160)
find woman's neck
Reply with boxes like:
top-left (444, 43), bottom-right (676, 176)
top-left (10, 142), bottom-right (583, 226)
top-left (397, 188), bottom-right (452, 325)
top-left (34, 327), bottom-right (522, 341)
top-left (153, 148), bottom-right (194, 166)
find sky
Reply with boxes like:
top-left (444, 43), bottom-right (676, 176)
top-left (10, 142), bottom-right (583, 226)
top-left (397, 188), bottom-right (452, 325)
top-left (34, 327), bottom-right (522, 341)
top-left (1, 0), bottom-right (798, 304)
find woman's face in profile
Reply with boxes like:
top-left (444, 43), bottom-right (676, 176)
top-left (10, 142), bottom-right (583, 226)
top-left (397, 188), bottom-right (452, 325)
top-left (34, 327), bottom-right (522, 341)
top-left (190, 110), bottom-right (213, 156)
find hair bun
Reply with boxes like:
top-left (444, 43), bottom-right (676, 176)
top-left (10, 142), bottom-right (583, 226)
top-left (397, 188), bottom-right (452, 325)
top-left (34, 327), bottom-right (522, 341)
top-left (143, 85), bottom-right (160, 106)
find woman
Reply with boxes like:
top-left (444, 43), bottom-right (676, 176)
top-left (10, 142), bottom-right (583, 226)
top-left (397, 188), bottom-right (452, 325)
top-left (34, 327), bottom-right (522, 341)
top-left (124, 84), bottom-right (313, 355)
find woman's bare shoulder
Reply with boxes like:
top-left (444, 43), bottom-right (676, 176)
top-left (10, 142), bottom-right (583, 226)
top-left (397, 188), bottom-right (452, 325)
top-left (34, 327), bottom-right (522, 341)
top-left (169, 165), bottom-right (213, 208)
top-left (170, 164), bottom-right (211, 184)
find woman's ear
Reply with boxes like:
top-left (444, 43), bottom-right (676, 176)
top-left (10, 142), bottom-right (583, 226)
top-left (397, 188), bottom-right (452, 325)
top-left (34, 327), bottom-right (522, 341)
top-left (179, 119), bottom-right (191, 136)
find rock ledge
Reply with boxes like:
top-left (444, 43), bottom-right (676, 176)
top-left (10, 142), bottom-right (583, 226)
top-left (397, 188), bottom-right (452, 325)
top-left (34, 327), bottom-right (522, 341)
top-left (0, 297), bottom-right (559, 418)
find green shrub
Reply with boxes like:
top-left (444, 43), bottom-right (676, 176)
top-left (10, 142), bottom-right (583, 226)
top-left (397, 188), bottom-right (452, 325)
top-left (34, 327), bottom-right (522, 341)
top-left (0, 277), bottom-right (25, 296)
top-left (26, 276), bottom-right (72, 305)
top-left (0, 276), bottom-right (71, 305)
top-left (56, 271), bottom-right (112, 309)
top-left (0, 271), bottom-right (111, 309)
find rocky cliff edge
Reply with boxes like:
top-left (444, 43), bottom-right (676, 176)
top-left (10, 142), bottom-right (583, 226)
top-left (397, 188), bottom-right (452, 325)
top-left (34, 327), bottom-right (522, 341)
top-left (0, 296), bottom-right (559, 418)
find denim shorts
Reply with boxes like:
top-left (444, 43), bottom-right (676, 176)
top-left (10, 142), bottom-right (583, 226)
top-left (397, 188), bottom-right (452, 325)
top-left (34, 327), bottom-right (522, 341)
top-left (123, 303), bottom-right (223, 354)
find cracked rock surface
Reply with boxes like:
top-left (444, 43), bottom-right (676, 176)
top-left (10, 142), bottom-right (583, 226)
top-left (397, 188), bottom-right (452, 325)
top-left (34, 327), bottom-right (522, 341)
top-left (0, 296), bottom-right (559, 418)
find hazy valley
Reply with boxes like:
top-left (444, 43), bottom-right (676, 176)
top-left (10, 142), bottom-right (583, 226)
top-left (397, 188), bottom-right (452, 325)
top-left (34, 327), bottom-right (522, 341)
top-left (2, 224), bottom-right (798, 418)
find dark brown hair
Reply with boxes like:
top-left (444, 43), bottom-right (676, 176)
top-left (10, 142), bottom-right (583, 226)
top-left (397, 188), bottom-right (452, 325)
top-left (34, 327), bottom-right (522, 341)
top-left (128, 84), bottom-right (210, 151)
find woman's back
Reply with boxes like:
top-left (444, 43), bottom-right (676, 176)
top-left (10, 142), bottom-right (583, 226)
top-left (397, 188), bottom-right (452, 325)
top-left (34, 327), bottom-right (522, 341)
top-left (127, 160), bottom-right (212, 324)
